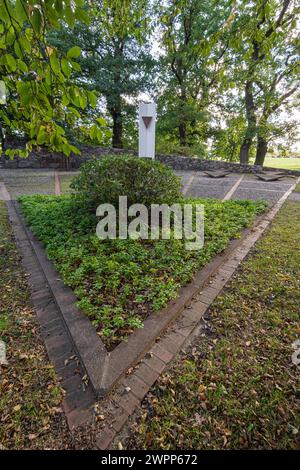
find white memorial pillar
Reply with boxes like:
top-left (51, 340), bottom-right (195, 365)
top-left (138, 101), bottom-right (156, 159)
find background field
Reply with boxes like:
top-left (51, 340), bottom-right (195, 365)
top-left (257, 157), bottom-right (300, 170)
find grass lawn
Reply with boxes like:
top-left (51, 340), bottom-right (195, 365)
top-left (19, 195), bottom-right (266, 350)
top-left (126, 201), bottom-right (300, 450)
top-left (0, 202), bottom-right (72, 450)
top-left (260, 157), bottom-right (300, 170)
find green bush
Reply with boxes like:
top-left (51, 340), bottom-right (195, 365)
top-left (70, 155), bottom-right (182, 210)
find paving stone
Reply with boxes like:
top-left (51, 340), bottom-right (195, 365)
top-left (183, 301), bottom-right (208, 323)
top-left (66, 407), bottom-right (93, 430)
top-left (51, 351), bottom-right (77, 371)
top-left (32, 291), bottom-right (51, 305)
top-left (142, 354), bottom-right (165, 375)
top-left (95, 427), bottom-right (116, 450)
top-left (172, 314), bottom-right (196, 337)
top-left (289, 192), bottom-right (300, 202)
top-left (61, 374), bottom-right (84, 395)
top-left (118, 391), bottom-right (140, 415)
top-left (56, 360), bottom-right (82, 382)
top-left (158, 331), bottom-right (185, 355)
top-left (40, 317), bottom-right (64, 336)
top-left (197, 286), bottom-right (220, 305)
top-left (151, 343), bottom-right (174, 363)
top-left (63, 388), bottom-right (95, 415)
top-left (40, 322), bottom-right (64, 340)
top-left (44, 334), bottom-right (73, 359)
top-left (134, 362), bottom-right (160, 387)
top-left (210, 272), bottom-right (228, 289)
top-left (123, 374), bottom-right (150, 400)
top-left (222, 259), bottom-right (240, 270)
top-left (111, 408), bottom-right (130, 433)
top-left (35, 305), bottom-right (59, 325)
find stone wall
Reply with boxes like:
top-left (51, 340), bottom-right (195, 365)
top-left (0, 146), bottom-right (132, 170)
top-left (156, 154), bottom-right (300, 175)
top-left (1, 146), bottom-right (299, 176)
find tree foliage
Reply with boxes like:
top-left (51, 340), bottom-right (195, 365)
top-left (225, 0), bottom-right (299, 164)
top-left (49, 0), bottom-right (155, 149)
top-left (0, 0), bottom-right (100, 156)
top-left (0, 0), bottom-right (299, 165)
top-left (155, 0), bottom-right (235, 152)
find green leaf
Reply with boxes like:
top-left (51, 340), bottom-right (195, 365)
top-left (79, 93), bottom-right (87, 109)
top-left (15, 0), bottom-right (27, 23)
top-left (61, 58), bottom-right (72, 77)
top-left (50, 54), bottom-right (61, 75)
top-left (14, 41), bottom-right (22, 58)
top-left (5, 54), bottom-right (17, 72)
top-left (19, 36), bottom-right (31, 54)
top-left (69, 144), bottom-right (81, 155)
top-left (31, 9), bottom-right (42, 34)
top-left (62, 94), bottom-right (70, 106)
top-left (69, 60), bottom-right (81, 72)
top-left (17, 59), bottom-right (28, 73)
top-left (67, 46), bottom-right (81, 59)
top-left (96, 117), bottom-right (106, 126)
top-left (65, 6), bottom-right (75, 28)
top-left (37, 126), bottom-right (47, 145)
top-left (62, 142), bottom-right (72, 156)
top-left (88, 91), bottom-right (97, 108)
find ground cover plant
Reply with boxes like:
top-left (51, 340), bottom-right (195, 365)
top-left (126, 201), bottom-right (300, 450)
top-left (19, 195), bottom-right (266, 350)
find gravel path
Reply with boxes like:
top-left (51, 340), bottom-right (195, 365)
top-left (0, 168), bottom-right (296, 205)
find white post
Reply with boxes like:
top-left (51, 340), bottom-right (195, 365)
top-left (138, 101), bottom-right (156, 159)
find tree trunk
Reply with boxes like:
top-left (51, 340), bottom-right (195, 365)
top-left (112, 110), bottom-right (123, 148)
top-left (239, 139), bottom-right (252, 164)
top-left (178, 86), bottom-right (187, 146)
top-left (254, 136), bottom-right (268, 166)
top-left (179, 120), bottom-right (186, 147)
top-left (239, 81), bottom-right (256, 164)
top-left (110, 42), bottom-right (124, 149)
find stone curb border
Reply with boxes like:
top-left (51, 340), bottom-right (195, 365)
top-left (94, 177), bottom-right (300, 449)
top-left (5, 199), bottom-right (96, 429)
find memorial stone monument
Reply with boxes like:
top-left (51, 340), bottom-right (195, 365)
top-left (138, 101), bottom-right (156, 159)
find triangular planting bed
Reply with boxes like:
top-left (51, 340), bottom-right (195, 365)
top-left (7, 200), bottom-right (269, 400)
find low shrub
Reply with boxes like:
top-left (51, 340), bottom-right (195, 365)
top-left (70, 155), bottom-right (182, 210)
